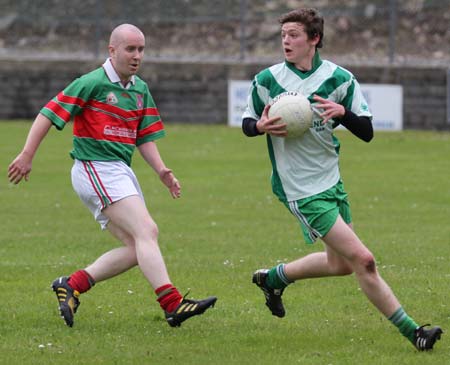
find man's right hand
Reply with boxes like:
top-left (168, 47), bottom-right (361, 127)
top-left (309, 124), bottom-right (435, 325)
top-left (256, 104), bottom-right (288, 137)
top-left (8, 151), bottom-right (32, 184)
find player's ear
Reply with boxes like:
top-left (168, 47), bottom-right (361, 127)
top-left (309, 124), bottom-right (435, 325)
top-left (310, 33), bottom-right (320, 47)
top-left (108, 45), bottom-right (115, 58)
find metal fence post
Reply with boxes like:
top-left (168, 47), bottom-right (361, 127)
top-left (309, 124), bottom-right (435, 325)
top-left (388, 0), bottom-right (397, 64)
top-left (239, 0), bottom-right (247, 61)
top-left (93, 0), bottom-right (102, 59)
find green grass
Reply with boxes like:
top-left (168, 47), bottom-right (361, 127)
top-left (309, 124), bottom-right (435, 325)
top-left (1, 121), bottom-right (449, 365)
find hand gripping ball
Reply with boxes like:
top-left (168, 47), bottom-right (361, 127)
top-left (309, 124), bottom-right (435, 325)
top-left (268, 91), bottom-right (313, 138)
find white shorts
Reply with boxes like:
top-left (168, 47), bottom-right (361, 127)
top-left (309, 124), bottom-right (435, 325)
top-left (71, 159), bottom-right (144, 229)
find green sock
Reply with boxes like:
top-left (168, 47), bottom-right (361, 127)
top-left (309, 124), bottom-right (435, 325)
top-left (266, 264), bottom-right (291, 289)
top-left (388, 307), bottom-right (419, 343)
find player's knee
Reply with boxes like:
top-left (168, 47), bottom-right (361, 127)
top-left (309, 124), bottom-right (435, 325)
top-left (135, 219), bottom-right (159, 242)
top-left (360, 253), bottom-right (376, 274)
top-left (147, 221), bottom-right (159, 239)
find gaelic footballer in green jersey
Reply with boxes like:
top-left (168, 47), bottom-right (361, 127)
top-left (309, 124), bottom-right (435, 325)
top-left (243, 8), bottom-right (442, 351)
top-left (243, 51), bottom-right (372, 203)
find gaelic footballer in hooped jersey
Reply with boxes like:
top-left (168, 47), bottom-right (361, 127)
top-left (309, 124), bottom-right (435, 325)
top-left (40, 65), bottom-right (165, 167)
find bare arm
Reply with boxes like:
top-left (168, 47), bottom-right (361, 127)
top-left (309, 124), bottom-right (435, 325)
top-left (8, 114), bottom-right (53, 184)
top-left (138, 141), bottom-right (181, 199)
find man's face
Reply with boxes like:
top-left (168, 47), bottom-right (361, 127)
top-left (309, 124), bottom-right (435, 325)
top-left (109, 30), bottom-right (145, 82)
top-left (281, 22), bottom-right (318, 64)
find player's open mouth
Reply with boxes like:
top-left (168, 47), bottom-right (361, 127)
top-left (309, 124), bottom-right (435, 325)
top-left (284, 48), bottom-right (292, 55)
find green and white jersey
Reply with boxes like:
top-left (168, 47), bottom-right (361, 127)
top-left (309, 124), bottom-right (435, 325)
top-left (243, 52), bottom-right (372, 203)
top-left (40, 58), bottom-right (165, 166)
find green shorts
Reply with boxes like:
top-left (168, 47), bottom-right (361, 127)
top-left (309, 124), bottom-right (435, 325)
top-left (285, 180), bottom-right (352, 244)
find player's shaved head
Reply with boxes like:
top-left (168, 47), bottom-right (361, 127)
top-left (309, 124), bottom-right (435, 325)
top-left (109, 24), bottom-right (144, 47)
top-left (108, 23), bottom-right (145, 83)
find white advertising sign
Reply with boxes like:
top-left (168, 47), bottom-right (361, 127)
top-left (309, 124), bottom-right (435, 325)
top-left (228, 80), bottom-right (403, 131)
top-left (228, 80), bottom-right (252, 128)
top-left (360, 84), bottom-right (403, 130)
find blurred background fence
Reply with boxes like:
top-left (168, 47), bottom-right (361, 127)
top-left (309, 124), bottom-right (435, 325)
top-left (0, 0), bottom-right (449, 128)
top-left (1, 0), bottom-right (449, 66)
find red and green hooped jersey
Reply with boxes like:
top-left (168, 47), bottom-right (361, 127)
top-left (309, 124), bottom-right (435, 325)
top-left (40, 60), bottom-right (165, 166)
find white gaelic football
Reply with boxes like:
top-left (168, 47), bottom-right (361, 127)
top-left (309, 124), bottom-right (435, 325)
top-left (268, 91), bottom-right (313, 138)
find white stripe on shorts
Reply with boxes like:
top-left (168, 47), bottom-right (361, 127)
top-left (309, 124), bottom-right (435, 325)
top-left (288, 200), bottom-right (322, 242)
top-left (82, 161), bottom-right (113, 209)
top-left (71, 159), bottom-right (144, 229)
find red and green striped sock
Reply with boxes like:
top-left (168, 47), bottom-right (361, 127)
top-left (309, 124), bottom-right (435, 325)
top-left (155, 284), bottom-right (182, 313)
top-left (67, 270), bottom-right (95, 294)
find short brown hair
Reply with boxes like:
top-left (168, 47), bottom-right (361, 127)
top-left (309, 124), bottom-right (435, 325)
top-left (279, 8), bottom-right (324, 48)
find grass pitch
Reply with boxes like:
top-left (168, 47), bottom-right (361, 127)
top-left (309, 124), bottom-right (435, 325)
top-left (1, 121), bottom-right (449, 364)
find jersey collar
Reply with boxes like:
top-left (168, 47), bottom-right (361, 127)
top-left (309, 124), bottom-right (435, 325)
top-left (102, 58), bottom-right (136, 89)
top-left (285, 51), bottom-right (323, 79)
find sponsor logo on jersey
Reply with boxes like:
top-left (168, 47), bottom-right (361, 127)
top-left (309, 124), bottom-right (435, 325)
top-left (312, 119), bottom-right (325, 131)
top-left (121, 92), bottom-right (131, 98)
top-left (136, 94), bottom-right (144, 109)
top-left (106, 92), bottom-right (118, 105)
top-left (103, 125), bottom-right (136, 138)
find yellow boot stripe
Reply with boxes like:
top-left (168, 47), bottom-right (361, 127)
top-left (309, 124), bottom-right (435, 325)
top-left (177, 304), bottom-right (188, 314)
top-left (176, 303), bottom-right (199, 314)
top-left (190, 304), bottom-right (198, 311)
